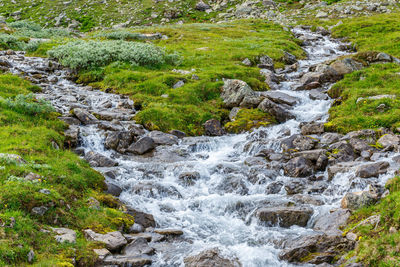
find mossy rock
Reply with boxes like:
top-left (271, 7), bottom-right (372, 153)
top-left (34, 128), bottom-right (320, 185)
top-left (225, 108), bottom-right (275, 133)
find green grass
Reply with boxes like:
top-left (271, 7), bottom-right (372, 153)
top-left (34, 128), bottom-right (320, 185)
top-left (342, 176), bottom-right (400, 266)
top-left (80, 20), bottom-right (303, 135)
top-left (0, 74), bottom-right (134, 266)
top-left (324, 13), bottom-right (400, 133)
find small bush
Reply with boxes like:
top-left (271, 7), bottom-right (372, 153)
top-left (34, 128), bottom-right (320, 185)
top-left (0, 93), bottom-right (54, 116)
top-left (9, 20), bottom-right (71, 39)
top-left (95, 30), bottom-right (142, 41)
top-left (48, 40), bottom-right (180, 70)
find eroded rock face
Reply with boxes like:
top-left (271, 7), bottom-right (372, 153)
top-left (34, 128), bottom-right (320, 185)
top-left (256, 206), bottom-right (313, 227)
top-left (184, 248), bottom-right (242, 267)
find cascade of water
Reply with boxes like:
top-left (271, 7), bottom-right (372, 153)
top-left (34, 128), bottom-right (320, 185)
top-left (2, 27), bottom-right (399, 266)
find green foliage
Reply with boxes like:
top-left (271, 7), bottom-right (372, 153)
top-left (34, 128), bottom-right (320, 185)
top-left (225, 108), bottom-right (275, 133)
top-left (0, 93), bottom-right (54, 116)
top-left (48, 40), bottom-right (180, 69)
top-left (9, 20), bottom-right (71, 39)
top-left (95, 30), bottom-right (143, 41)
top-left (82, 20), bottom-right (303, 135)
top-left (325, 63), bottom-right (400, 134)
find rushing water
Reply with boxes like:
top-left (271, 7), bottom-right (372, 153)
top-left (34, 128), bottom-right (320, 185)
top-left (2, 27), bottom-right (399, 266)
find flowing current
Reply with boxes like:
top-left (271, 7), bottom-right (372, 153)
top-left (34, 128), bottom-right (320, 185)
top-left (3, 28), bottom-right (399, 266)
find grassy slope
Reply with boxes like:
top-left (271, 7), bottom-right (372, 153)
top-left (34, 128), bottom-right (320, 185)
top-left (0, 74), bottom-right (134, 266)
top-left (317, 13), bottom-right (400, 266)
top-left (323, 13), bottom-right (400, 133)
top-left (80, 20), bottom-right (303, 135)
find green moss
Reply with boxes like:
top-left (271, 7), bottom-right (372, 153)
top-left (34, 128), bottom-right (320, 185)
top-left (225, 108), bottom-right (275, 133)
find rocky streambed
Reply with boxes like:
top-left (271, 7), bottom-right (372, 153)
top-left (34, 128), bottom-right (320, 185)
top-left (2, 27), bottom-right (400, 266)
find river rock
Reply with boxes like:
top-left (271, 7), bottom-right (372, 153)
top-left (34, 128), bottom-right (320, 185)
top-left (122, 237), bottom-right (155, 256)
top-left (279, 234), bottom-right (355, 264)
top-left (321, 132), bottom-right (342, 144)
top-left (260, 68), bottom-right (278, 89)
top-left (169, 129), bottom-right (186, 138)
top-left (131, 182), bottom-right (182, 199)
top-left (313, 209), bottom-right (351, 234)
top-left (258, 98), bottom-right (294, 123)
top-left (106, 182), bottom-right (123, 197)
top-left (378, 134), bottom-right (400, 149)
top-left (355, 161), bottom-right (389, 178)
top-left (178, 171), bottom-right (201, 186)
top-left (330, 58), bottom-right (363, 76)
top-left (221, 79), bottom-right (256, 108)
top-left (84, 229), bottom-right (127, 251)
top-left (126, 208), bottom-right (156, 228)
top-left (264, 91), bottom-right (299, 106)
top-left (283, 51), bottom-right (297, 65)
top-left (284, 157), bottom-right (313, 177)
top-left (184, 248), bottom-right (242, 267)
top-left (327, 161), bottom-right (358, 180)
top-left (148, 131), bottom-right (179, 145)
top-left (204, 119), bottom-right (225, 136)
top-left (256, 206), bottom-right (313, 227)
top-left (341, 191), bottom-right (377, 210)
top-left (84, 151), bottom-right (118, 167)
top-left (329, 141), bottom-right (357, 163)
top-left (309, 89), bottom-right (329, 100)
top-left (285, 180), bottom-right (307, 195)
top-left (127, 137), bottom-right (156, 155)
top-left (72, 108), bottom-right (98, 124)
top-left (300, 122), bottom-right (324, 135)
top-left (293, 135), bottom-right (317, 151)
top-left (102, 255), bottom-right (152, 266)
top-left (154, 229), bottom-right (183, 236)
top-left (64, 125), bottom-right (79, 147)
top-left (257, 55), bottom-right (274, 70)
top-left (51, 227), bottom-right (76, 243)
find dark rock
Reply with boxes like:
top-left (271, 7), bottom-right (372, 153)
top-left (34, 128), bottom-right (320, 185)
top-left (72, 108), bottom-right (98, 124)
top-left (169, 129), bottom-right (186, 138)
top-left (293, 135), bottom-right (317, 151)
top-left (355, 161), bottom-right (389, 178)
top-left (31, 206), bottom-right (48, 216)
top-left (106, 183), bottom-right (122, 197)
top-left (309, 89), bottom-right (328, 100)
top-left (284, 180), bottom-right (306, 195)
top-left (258, 98), bottom-right (295, 123)
top-left (283, 51), bottom-right (297, 65)
top-left (84, 151), bottom-right (118, 167)
top-left (204, 119), bottom-right (225, 136)
top-left (126, 208), bottom-right (156, 228)
top-left (64, 125), bottom-right (79, 148)
top-left (184, 248), bottom-right (241, 267)
top-left (284, 157), bottom-right (313, 177)
top-left (256, 206), bottom-right (313, 227)
top-left (265, 181), bottom-right (283, 194)
top-left (127, 137), bottom-right (156, 155)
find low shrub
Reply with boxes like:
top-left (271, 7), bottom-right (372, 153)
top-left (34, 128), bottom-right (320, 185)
top-left (0, 93), bottom-right (54, 116)
top-left (9, 20), bottom-right (71, 39)
top-left (48, 40), bottom-right (180, 70)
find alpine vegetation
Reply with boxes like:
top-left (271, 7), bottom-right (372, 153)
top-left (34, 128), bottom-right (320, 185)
top-left (48, 40), bottom-right (180, 69)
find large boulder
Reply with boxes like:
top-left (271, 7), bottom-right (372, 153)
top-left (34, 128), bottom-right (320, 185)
top-left (105, 131), bottom-right (134, 152)
top-left (84, 151), bottom-right (118, 167)
top-left (355, 161), bottom-right (389, 178)
top-left (84, 230), bottom-right (127, 251)
top-left (341, 191), bottom-right (378, 210)
top-left (313, 209), bottom-right (351, 234)
top-left (184, 248), bottom-right (242, 267)
top-left (148, 131), bottom-right (179, 146)
top-left (279, 234), bottom-right (356, 264)
top-left (300, 122), bottom-right (324, 135)
top-left (292, 135), bottom-right (317, 151)
top-left (258, 98), bottom-right (294, 123)
top-left (126, 208), bottom-right (156, 228)
top-left (256, 206), bottom-right (313, 227)
top-left (204, 119), bottom-right (225, 136)
top-left (221, 79), bottom-right (257, 108)
top-left (127, 137), bottom-right (156, 155)
top-left (330, 58), bottom-right (363, 76)
top-left (284, 157), bottom-right (313, 177)
top-left (378, 134), bottom-right (400, 149)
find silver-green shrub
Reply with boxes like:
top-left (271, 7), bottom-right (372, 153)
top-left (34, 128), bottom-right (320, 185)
top-left (48, 40), bottom-right (180, 69)
top-left (9, 20), bottom-right (71, 39)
